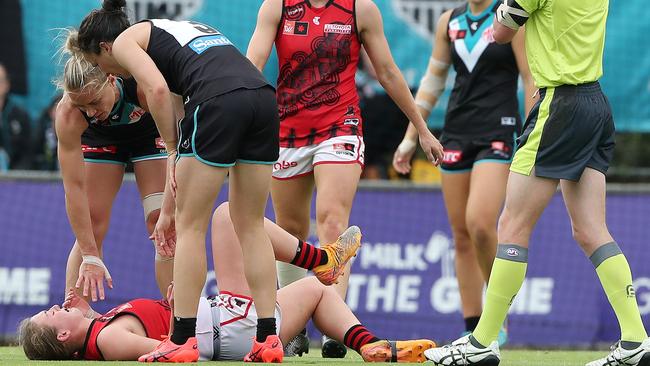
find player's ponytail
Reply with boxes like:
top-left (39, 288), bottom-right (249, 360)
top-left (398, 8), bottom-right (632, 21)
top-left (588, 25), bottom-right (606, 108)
top-left (18, 318), bottom-right (74, 360)
top-left (77, 0), bottom-right (130, 54)
top-left (55, 29), bottom-right (109, 94)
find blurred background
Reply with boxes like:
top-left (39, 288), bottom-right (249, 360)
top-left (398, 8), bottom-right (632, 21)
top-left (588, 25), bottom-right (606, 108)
top-left (1, 0), bottom-right (649, 348)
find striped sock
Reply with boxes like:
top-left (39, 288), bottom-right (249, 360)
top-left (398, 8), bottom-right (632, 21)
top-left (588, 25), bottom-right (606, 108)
top-left (290, 240), bottom-right (328, 269)
top-left (343, 324), bottom-right (380, 353)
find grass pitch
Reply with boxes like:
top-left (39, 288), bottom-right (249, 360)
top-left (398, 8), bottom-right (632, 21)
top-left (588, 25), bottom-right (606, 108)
top-left (0, 346), bottom-right (604, 365)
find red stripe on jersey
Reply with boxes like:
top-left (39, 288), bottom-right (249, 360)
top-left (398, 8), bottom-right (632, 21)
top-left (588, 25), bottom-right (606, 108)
top-left (276, 0), bottom-right (363, 148)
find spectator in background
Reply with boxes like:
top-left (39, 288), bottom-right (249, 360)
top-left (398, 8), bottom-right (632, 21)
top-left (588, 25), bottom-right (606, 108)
top-left (33, 94), bottom-right (63, 171)
top-left (0, 62), bottom-right (32, 170)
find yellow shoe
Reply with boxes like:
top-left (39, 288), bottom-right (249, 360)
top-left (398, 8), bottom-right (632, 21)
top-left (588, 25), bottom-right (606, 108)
top-left (360, 339), bottom-right (436, 363)
top-left (313, 226), bottom-right (362, 285)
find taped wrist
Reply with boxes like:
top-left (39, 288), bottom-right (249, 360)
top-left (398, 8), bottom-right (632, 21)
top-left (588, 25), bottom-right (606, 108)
top-left (81, 255), bottom-right (112, 280)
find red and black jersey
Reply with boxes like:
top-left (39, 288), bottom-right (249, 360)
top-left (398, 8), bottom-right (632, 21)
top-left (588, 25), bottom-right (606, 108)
top-left (81, 299), bottom-right (171, 361)
top-left (275, 0), bottom-right (362, 148)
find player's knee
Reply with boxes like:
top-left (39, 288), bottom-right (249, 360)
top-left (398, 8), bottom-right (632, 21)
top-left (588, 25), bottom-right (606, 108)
top-left (277, 218), bottom-right (310, 239)
top-left (451, 227), bottom-right (472, 251)
top-left (316, 209), bottom-right (347, 239)
top-left (570, 224), bottom-right (597, 251)
top-left (467, 221), bottom-right (496, 248)
top-left (212, 202), bottom-right (232, 232)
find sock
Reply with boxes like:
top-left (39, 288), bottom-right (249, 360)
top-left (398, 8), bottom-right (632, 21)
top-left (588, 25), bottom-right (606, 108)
top-left (171, 317), bottom-right (196, 345)
top-left (472, 244), bottom-right (528, 347)
top-left (464, 316), bottom-right (481, 332)
top-left (256, 317), bottom-right (277, 342)
top-left (290, 240), bottom-right (329, 269)
top-left (343, 324), bottom-right (381, 353)
top-left (591, 242), bottom-right (648, 343)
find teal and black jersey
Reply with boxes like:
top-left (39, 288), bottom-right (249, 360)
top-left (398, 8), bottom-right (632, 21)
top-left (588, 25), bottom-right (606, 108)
top-left (445, 1), bottom-right (521, 137)
top-left (82, 78), bottom-right (158, 144)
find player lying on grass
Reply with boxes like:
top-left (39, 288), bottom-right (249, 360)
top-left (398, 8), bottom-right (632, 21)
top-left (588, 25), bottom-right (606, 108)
top-left (19, 202), bottom-right (435, 362)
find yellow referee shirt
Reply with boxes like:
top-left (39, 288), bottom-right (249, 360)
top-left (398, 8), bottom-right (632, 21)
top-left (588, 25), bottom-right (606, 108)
top-left (515, 0), bottom-right (609, 87)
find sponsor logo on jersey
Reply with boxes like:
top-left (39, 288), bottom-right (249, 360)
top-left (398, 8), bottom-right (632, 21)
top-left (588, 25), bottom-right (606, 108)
top-left (285, 3), bottom-right (306, 21)
top-left (189, 35), bottom-right (232, 54)
top-left (273, 160), bottom-right (298, 171)
top-left (129, 107), bottom-right (146, 122)
top-left (81, 145), bottom-right (118, 154)
top-left (313, 16), bottom-right (320, 25)
top-left (333, 143), bottom-right (356, 156)
top-left (442, 150), bottom-right (462, 164)
top-left (324, 23), bottom-right (352, 34)
top-left (483, 26), bottom-right (496, 43)
top-left (284, 21), bottom-right (309, 36)
top-left (501, 116), bottom-right (516, 126)
top-left (448, 28), bottom-right (467, 41)
top-left (344, 118), bottom-right (360, 126)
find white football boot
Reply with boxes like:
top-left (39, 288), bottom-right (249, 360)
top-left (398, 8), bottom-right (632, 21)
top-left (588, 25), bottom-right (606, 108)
top-left (586, 338), bottom-right (650, 366)
top-left (424, 335), bottom-right (500, 365)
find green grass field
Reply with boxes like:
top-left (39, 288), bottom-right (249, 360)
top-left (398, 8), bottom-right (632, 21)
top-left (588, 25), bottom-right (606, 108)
top-left (0, 346), bottom-right (606, 365)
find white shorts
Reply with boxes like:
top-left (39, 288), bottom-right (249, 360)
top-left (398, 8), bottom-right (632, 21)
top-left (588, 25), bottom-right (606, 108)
top-left (196, 292), bottom-right (283, 361)
top-left (273, 135), bottom-right (365, 179)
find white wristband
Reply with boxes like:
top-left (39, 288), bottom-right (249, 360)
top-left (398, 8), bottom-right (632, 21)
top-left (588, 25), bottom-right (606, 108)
top-left (397, 139), bottom-right (417, 154)
top-left (81, 255), bottom-right (112, 280)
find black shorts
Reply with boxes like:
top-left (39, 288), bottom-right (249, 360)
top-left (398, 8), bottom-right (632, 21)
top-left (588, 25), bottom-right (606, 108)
top-left (178, 86), bottom-right (280, 166)
top-left (439, 132), bottom-right (516, 172)
top-left (511, 82), bottom-right (615, 181)
top-left (81, 117), bottom-right (166, 165)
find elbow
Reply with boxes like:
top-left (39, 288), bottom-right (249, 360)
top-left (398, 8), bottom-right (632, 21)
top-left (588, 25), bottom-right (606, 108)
top-left (149, 84), bottom-right (170, 103)
top-left (493, 32), bottom-right (511, 45)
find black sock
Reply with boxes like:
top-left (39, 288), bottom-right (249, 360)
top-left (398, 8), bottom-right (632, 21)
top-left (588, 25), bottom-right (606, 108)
top-left (256, 317), bottom-right (277, 342)
top-left (464, 316), bottom-right (481, 332)
top-left (171, 317), bottom-right (196, 345)
top-left (343, 324), bottom-right (380, 353)
top-left (290, 240), bottom-right (329, 269)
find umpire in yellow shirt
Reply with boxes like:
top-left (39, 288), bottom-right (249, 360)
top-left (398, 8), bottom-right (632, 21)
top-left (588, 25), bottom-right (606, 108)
top-left (424, 1), bottom-right (650, 365)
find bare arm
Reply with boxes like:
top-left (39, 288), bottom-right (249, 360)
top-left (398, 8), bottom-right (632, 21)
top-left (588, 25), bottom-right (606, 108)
top-left (392, 10), bottom-right (452, 174)
top-left (511, 27), bottom-right (537, 116)
top-left (246, 0), bottom-right (282, 71)
top-left (55, 101), bottom-right (99, 258)
top-left (98, 325), bottom-right (161, 361)
top-left (357, 0), bottom-right (443, 164)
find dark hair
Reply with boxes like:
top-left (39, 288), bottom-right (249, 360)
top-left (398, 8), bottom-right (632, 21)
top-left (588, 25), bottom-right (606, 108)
top-left (77, 0), bottom-right (130, 54)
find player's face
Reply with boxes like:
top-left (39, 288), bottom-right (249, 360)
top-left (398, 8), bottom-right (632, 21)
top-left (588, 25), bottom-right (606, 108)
top-left (31, 305), bottom-right (84, 331)
top-left (68, 83), bottom-right (116, 121)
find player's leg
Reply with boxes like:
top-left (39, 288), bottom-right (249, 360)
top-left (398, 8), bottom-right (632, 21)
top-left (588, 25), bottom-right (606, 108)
top-left (133, 157), bottom-right (169, 297)
top-left (271, 174), bottom-right (314, 287)
top-left (277, 277), bottom-right (435, 362)
top-left (65, 162), bottom-right (124, 297)
top-left (441, 170), bottom-right (483, 334)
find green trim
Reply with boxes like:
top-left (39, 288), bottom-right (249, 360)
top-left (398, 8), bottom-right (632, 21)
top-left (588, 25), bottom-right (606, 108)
top-left (190, 106), bottom-right (235, 168)
top-left (131, 153), bottom-right (166, 162)
top-left (237, 159), bottom-right (276, 165)
top-left (475, 158), bottom-right (513, 165)
top-left (177, 153), bottom-right (195, 158)
top-left (511, 88), bottom-right (555, 176)
top-left (84, 158), bottom-right (126, 166)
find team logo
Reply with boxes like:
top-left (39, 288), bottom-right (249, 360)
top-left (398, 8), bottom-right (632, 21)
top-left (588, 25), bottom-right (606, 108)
top-left (391, 0), bottom-right (464, 40)
top-left (324, 23), bottom-right (352, 34)
top-left (313, 16), bottom-right (321, 25)
top-left (442, 150), bottom-right (462, 164)
top-left (506, 248), bottom-right (519, 257)
top-left (285, 3), bottom-right (306, 21)
top-left (333, 143), bottom-right (356, 152)
top-left (501, 116), bottom-right (517, 126)
top-left (127, 0), bottom-right (203, 21)
top-left (344, 118), bottom-right (360, 126)
top-left (283, 21), bottom-right (309, 36)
